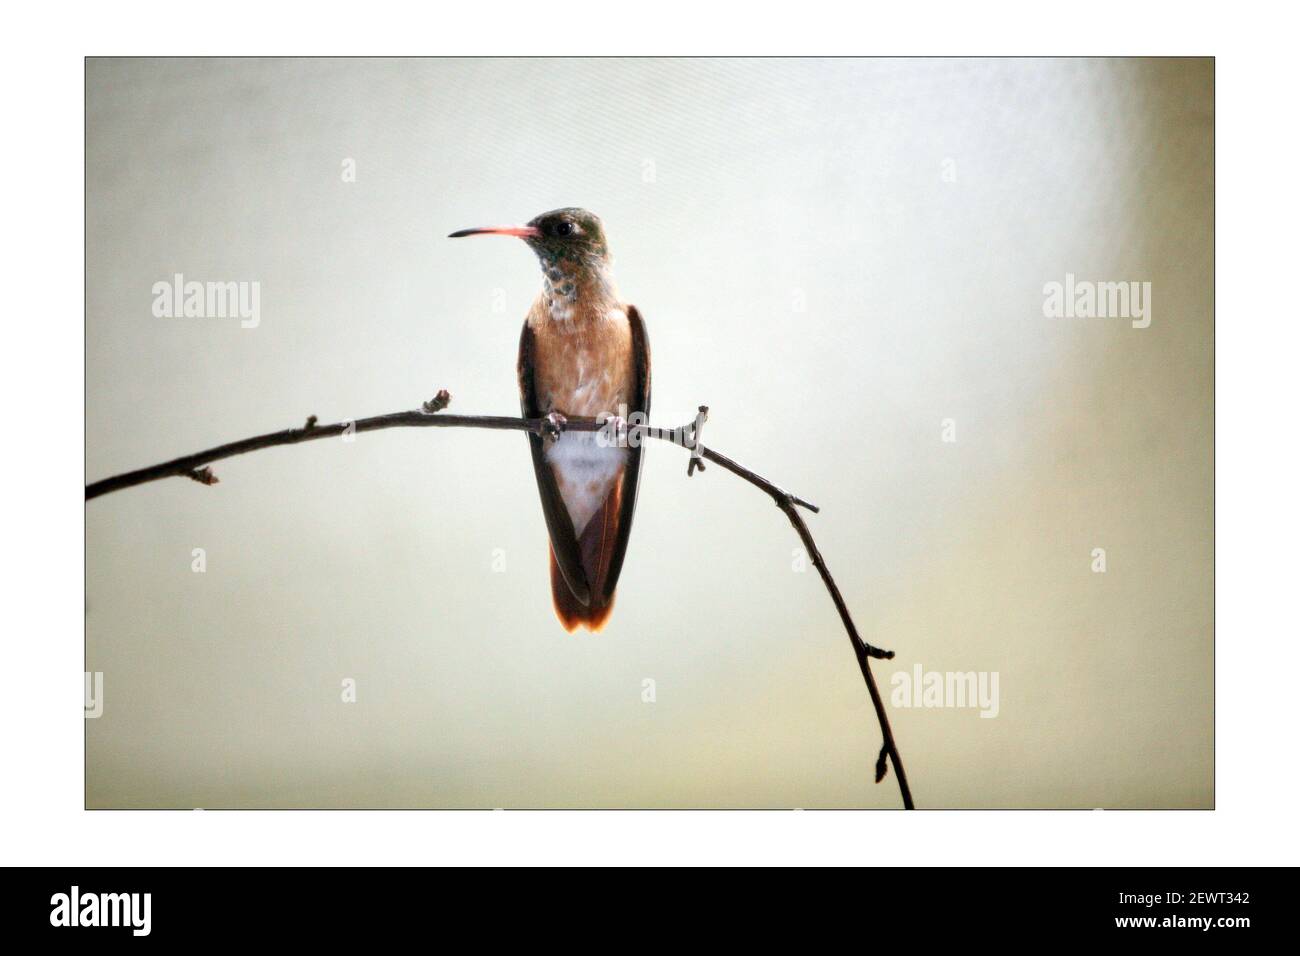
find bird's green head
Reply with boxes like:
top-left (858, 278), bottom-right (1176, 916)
top-left (523, 208), bottom-right (610, 267)
top-left (449, 207), bottom-right (610, 273)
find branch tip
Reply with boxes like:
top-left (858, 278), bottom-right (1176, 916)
top-left (186, 466), bottom-right (219, 486)
top-left (421, 389), bottom-right (452, 414)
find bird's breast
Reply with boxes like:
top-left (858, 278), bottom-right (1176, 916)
top-left (529, 300), bottom-right (635, 420)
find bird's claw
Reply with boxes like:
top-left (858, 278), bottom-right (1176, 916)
top-left (542, 411), bottom-right (568, 440)
top-left (600, 414), bottom-right (629, 447)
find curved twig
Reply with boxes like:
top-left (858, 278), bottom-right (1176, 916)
top-left (85, 389), bottom-right (913, 808)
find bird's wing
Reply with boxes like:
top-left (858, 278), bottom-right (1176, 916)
top-left (589, 303), bottom-right (650, 605)
top-left (519, 320), bottom-right (591, 605)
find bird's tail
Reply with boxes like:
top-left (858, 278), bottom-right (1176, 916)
top-left (549, 548), bottom-right (615, 632)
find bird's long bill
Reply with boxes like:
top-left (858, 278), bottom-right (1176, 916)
top-left (447, 224), bottom-right (540, 239)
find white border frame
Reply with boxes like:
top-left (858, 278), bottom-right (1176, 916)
top-left (5, 2), bottom-right (1295, 866)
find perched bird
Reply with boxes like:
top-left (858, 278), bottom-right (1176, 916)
top-left (450, 208), bottom-right (650, 631)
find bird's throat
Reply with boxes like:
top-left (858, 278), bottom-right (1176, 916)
top-left (539, 256), bottom-right (618, 326)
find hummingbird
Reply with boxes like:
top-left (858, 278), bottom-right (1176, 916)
top-left (450, 208), bottom-right (650, 632)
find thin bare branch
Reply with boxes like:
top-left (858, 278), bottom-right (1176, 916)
top-left (84, 389), bottom-right (913, 808)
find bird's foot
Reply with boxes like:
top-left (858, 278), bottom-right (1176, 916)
top-left (599, 413), bottom-right (629, 447)
top-left (542, 410), bottom-right (568, 440)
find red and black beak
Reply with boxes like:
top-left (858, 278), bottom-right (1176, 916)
top-left (447, 224), bottom-right (541, 239)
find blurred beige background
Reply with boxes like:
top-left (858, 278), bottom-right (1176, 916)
top-left (86, 57), bottom-right (1212, 808)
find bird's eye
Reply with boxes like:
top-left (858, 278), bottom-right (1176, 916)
top-left (553, 221), bottom-right (575, 237)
